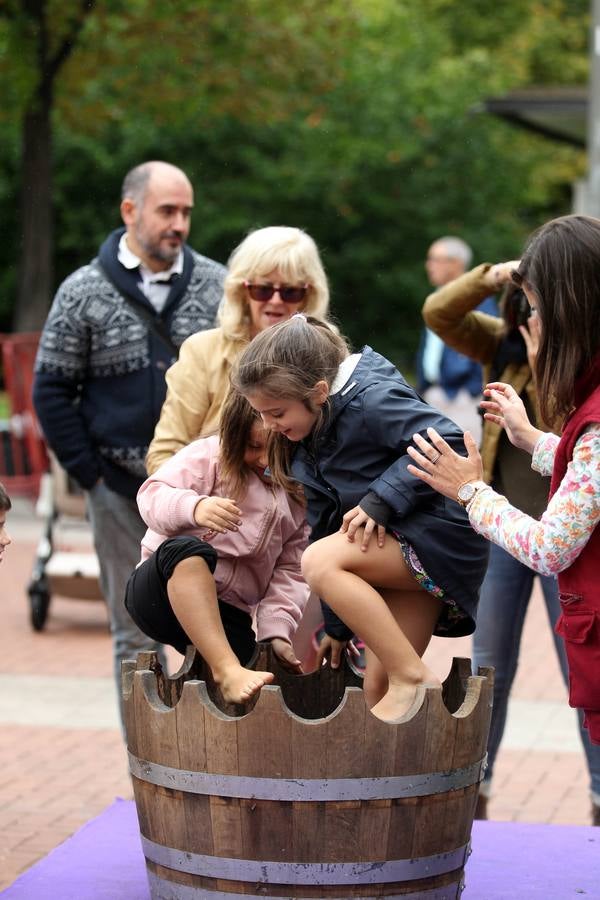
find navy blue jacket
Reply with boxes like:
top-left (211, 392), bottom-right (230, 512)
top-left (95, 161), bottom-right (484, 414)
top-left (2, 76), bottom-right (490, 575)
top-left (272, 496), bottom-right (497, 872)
top-left (33, 229), bottom-right (225, 498)
top-left (292, 347), bottom-right (489, 639)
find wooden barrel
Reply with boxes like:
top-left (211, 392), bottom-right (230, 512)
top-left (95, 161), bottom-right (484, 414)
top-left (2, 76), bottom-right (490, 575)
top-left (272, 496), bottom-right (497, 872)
top-left (123, 646), bottom-right (492, 899)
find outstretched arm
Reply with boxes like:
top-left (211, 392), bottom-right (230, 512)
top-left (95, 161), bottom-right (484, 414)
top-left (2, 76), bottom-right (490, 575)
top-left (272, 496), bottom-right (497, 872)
top-left (407, 427), bottom-right (485, 503)
top-left (407, 425), bottom-right (600, 576)
top-left (422, 262), bottom-right (510, 363)
top-left (481, 382), bottom-right (543, 455)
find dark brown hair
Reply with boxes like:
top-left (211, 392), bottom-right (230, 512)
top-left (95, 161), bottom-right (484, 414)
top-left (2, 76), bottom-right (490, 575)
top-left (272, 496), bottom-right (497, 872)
top-left (218, 389), bottom-right (301, 501)
top-left (218, 390), bottom-right (262, 498)
top-left (501, 284), bottom-right (530, 333)
top-left (0, 481), bottom-right (11, 512)
top-left (513, 214), bottom-right (600, 425)
top-left (230, 314), bottom-right (350, 487)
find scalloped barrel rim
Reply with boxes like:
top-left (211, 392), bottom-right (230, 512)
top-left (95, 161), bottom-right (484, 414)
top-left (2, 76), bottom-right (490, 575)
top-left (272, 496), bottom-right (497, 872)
top-left (124, 658), bottom-right (493, 729)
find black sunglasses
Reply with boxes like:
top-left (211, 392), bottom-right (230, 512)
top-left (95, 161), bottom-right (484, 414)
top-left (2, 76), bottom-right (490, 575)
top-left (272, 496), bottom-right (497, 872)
top-left (244, 281), bottom-right (309, 304)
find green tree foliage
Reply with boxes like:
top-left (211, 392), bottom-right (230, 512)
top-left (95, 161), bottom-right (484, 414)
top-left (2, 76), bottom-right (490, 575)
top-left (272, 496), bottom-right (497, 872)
top-left (0, 0), bottom-right (355, 328)
top-left (0, 0), bottom-right (588, 367)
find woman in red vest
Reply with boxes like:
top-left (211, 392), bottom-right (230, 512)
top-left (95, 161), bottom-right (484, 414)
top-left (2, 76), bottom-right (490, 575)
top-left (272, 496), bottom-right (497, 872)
top-left (406, 214), bottom-right (600, 745)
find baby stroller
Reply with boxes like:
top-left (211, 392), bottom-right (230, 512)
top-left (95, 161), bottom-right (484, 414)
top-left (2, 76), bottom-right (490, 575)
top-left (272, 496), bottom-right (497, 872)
top-left (27, 454), bottom-right (103, 630)
top-left (0, 331), bottom-right (103, 631)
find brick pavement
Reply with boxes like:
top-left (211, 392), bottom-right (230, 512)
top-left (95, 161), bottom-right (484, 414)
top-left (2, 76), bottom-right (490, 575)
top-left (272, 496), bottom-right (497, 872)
top-left (0, 506), bottom-right (134, 889)
top-left (0, 499), bottom-right (593, 891)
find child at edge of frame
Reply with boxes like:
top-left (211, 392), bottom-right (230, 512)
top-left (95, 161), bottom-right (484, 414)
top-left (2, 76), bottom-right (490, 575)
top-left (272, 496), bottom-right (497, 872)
top-left (0, 481), bottom-right (12, 565)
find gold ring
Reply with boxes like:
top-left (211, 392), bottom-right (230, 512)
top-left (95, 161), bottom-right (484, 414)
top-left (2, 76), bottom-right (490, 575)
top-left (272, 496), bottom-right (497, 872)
top-left (430, 451), bottom-right (440, 465)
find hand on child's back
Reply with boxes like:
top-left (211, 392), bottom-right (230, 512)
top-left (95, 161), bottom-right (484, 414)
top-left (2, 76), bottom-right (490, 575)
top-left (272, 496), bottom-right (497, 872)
top-left (194, 496), bottom-right (242, 533)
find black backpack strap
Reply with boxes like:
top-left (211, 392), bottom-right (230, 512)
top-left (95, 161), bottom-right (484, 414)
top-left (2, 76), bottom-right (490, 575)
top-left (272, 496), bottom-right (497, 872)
top-left (96, 261), bottom-right (179, 358)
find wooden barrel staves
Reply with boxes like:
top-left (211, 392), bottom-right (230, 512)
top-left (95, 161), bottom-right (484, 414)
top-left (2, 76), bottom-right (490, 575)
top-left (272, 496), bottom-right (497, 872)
top-left (123, 646), bottom-right (493, 899)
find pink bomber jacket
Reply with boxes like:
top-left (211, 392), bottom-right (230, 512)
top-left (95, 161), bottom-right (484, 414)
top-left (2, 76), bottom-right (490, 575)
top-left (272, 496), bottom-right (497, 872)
top-left (137, 435), bottom-right (309, 644)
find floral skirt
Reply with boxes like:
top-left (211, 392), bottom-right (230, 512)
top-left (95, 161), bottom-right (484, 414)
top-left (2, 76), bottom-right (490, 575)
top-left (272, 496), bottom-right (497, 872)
top-left (393, 532), bottom-right (467, 636)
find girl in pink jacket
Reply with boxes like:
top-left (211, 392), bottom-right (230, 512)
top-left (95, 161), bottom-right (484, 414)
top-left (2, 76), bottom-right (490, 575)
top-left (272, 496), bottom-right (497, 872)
top-left (125, 390), bottom-right (309, 704)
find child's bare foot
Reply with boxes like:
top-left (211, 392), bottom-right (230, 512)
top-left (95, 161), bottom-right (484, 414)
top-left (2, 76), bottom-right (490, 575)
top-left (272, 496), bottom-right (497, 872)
top-left (370, 670), bottom-right (441, 723)
top-left (217, 666), bottom-right (274, 704)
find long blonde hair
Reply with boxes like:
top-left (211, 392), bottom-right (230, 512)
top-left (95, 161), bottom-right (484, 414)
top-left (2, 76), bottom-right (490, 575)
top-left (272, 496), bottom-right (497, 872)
top-left (218, 226), bottom-right (330, 341)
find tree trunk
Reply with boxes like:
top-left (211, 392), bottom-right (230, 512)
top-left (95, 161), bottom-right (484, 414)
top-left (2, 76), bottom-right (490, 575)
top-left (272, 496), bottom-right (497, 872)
top-left (14, 90), bottom-right (53, 332)
top-left (12, 0), bottom-right (96, 332)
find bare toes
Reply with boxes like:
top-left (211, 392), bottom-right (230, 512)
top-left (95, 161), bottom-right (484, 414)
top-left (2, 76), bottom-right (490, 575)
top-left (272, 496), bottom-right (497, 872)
top-left (221, 668), bottom-right (275, 703)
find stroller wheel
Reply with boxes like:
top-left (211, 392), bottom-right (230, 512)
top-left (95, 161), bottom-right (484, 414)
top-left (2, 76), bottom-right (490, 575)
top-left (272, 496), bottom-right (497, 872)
top-left (28, 583), bottom-right (51, 631)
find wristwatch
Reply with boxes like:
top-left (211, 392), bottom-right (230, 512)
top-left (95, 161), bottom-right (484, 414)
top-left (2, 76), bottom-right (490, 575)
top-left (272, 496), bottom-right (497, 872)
top-left (457, 481), bottom-right (481, 508)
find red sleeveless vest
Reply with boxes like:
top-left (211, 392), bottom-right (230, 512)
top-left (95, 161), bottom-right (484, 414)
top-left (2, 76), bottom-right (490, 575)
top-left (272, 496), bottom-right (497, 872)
top-left (552, 356), bottom-right (600, 744)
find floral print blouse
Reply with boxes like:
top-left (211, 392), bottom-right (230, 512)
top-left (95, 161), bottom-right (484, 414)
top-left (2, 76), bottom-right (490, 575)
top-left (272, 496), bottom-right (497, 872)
top-left (468, 425), bottom-right (600, 576)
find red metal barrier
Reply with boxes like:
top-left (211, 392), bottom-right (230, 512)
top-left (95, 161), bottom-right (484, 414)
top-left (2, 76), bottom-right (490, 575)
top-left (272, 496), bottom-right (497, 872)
top-left (0, 332), bottom-right (49, 498)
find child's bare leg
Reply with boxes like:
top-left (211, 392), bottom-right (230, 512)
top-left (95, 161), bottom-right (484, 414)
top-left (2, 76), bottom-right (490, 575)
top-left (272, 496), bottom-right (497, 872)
top-left (370, 588), bottom-right (442, 721)
top-left (363, 647), bottom-right (387, 708)
top-left (356, 592), bottom-right (442, 717)
top-left (302, 532), bottom-right (442, 721)
top-left (363, 587), bottom-right (442, 708)
top-left (167, 557), bottom-right (273, 703)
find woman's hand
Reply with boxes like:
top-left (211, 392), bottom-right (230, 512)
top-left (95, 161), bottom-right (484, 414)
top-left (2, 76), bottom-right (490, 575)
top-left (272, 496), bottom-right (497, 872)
top-left (519, 315), bottom-right (541, 374)
top-left (406, 427), bottom-right (483, 501)
top-left (484, 259), bottom-right (521, 292)
top-left (480, 382), bottom-right (542, 454)
top-left (193, 496), bottom-right (242, 532)
top-left (339, 506), bottom-right (385, 551)
top-left (271, 638), bottom-right (303, 674)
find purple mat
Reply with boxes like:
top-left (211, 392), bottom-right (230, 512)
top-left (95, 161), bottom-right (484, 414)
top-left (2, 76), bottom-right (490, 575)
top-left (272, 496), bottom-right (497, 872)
top-left (2, 798), bottom-right (598, 899)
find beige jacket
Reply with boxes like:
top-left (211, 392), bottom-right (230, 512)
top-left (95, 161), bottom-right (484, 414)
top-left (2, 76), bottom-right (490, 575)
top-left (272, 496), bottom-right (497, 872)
top-left (146, 327), bottom-right (248, 474)
top-left (422, 264), bottom-right (543, 484)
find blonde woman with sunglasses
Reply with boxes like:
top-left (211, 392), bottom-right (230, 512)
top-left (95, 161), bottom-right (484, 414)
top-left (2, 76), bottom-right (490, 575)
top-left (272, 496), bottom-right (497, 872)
top-left (146, 225), bottom-right (331, 474)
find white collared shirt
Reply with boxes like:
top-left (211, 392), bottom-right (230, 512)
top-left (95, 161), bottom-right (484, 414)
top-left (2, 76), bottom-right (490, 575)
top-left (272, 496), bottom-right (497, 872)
top-left (118, 233), bottom-right (184, 313)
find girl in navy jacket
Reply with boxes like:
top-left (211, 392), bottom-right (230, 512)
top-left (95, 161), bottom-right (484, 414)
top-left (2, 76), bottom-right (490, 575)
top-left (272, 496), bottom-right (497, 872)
top-left (232, 314), bottom-right (488, 722)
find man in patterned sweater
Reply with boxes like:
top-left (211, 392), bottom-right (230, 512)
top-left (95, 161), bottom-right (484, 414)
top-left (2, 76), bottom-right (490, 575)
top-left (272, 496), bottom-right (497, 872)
top-left (33, 161), bottom-right (226, 727)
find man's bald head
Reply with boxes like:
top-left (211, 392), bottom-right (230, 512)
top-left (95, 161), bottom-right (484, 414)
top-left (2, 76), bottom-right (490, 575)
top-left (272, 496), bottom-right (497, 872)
top-left (120, 161), bottom-right (194, 272)
top-left (425, 236), bottom-right (473, 288)
top-left (121, 161), bottom-right (192, 207)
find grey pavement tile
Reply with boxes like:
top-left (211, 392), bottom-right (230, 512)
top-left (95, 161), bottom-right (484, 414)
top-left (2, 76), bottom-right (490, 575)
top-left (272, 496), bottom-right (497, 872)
top-left (0, 673), bottom-right (119, 730)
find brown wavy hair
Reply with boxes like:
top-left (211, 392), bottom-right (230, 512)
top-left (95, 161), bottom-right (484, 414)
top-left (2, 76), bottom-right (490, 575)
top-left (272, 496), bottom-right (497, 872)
top-left (218, 389), bottom-right (302, 502)
top-left (512, 214), bottom-right (600, 426)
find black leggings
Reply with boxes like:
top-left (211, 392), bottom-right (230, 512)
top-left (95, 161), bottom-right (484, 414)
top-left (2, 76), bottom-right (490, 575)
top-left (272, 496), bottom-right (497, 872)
top-left (125, 536), bottom-right (256, 662)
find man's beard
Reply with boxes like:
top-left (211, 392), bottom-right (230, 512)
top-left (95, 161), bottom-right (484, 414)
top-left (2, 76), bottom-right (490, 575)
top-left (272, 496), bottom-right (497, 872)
top-left (136, 225), bottom-right (181, 264)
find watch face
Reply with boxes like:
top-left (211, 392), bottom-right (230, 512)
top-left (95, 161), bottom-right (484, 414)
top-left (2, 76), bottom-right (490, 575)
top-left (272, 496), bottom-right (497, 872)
top-left (458, 483), bottom-right (476, 503)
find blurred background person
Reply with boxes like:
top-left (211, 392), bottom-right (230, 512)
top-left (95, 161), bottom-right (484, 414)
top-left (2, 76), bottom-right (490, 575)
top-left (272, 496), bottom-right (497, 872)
top-left (417, 236), bottom-right (498, 443)
top-left (421, 256), bottom-right (600, 825)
